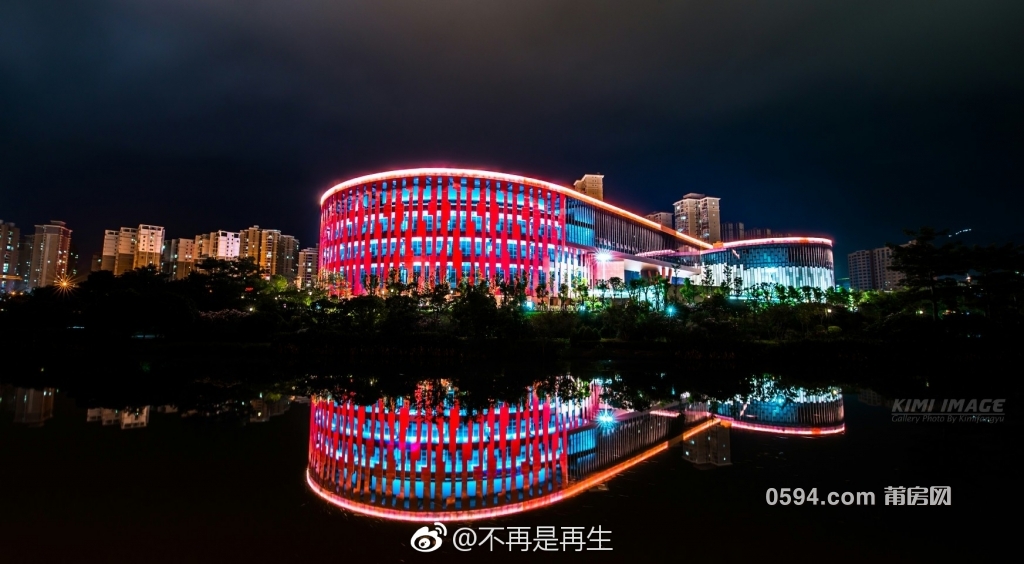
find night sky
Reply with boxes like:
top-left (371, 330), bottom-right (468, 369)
top-left (2, 1), bottom-right (1022, 277)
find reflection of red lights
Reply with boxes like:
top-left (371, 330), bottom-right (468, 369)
top-left (306, 419), bottom-right (719, 522)
top-left (717, 416), bottom-right (845, 436)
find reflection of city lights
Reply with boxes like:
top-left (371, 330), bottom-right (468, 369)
top-left (306, 418), bottom-right (718, 522)
top-left (723, 418), bottom-right (845, 436)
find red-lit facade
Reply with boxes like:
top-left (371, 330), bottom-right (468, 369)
top-left (318, 168), bottom-right (708, 295)
top-left (307, 386), bottom-right (601, 519)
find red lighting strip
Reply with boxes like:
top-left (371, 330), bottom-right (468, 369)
top-left (716, 416), bottom-right (845, 436)
top-left (306, 419), bottom-right (720, 522)
top-left (720, 237), bottom-right (833, 249)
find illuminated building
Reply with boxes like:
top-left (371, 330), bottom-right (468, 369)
top-left (195, 230), bottom-right (240, 260)
top-left (239, 225), bottom-right (264, 262)
top-left (307, 385), bottom-right (601, 518)
top-left (250, 396), bottom-right (291, 423)
top-left (86, 406), bottom-right (151, 429)
top-left (260, 231), bottom-right (298, 279)
top-left (319, 169), bottom-right (836, 295)
top-left (687, 377), bottom-right (845, 435)
top-left (699, 238), bottom-right (836, 291)
top-left (848, 246), bottom-right (906, 291)
top-left (1, 220), bottom-right (20, 292)
top-left (673, 193), bottom-right (721, 244)
top-left (572, 174), bottom-right (604, 201)
top-left (682, 423), bottom-right (731, 467)
top-left (319, 169), bottom-right (709, 294)
top-left (162, 238), bottom-right (195, 280)
top-left (297, 246), bottom-right (319, 289)
top-left (10, 388), bottom-right (55, 426)
top-left (97, 224), bottom-right (165, 275)
top-left (645, 212), bottom-right (673, 228)
top-left (98, 229), bottom-right (117, 272)
top-left (746, 227), bottom-right (773, 239)
top-left (848, 250), bottom-right (873, 291)
top-left (120, 406), bottom-right (150, 429)
top-left (132, 225), bottom-right (165, 270)
top-left (112, 226), bottom-right (137, 275)
top-left (25, 221), bottom-right (72, 291)
top-left (240, 226), bottom-right (300, 278)
top-left (721, 221), bottom-right (744, 242)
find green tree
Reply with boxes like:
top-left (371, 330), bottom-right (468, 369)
top-left (609, 277), bottom-right (625, 299)
top-left (889, 227), bottom-right (969, 321)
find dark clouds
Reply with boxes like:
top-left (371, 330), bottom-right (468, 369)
top-left (2, 1), bottom-right (1022, 275)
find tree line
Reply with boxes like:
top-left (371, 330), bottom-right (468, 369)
top-left (2, 227), bottom-right (1022, 346)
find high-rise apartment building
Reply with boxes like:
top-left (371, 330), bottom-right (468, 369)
top-left (99, 229), bottom-right (118, 272)
top-left (25, 220), bottom-right (72, 290)
top-left (1, 220), bottom-right (21, 292)
top-left (276, 234), bottom-right (299, 279)
top-left (258, 229), bottom-right (282, 274)
top-left (17, 235), bottom-right (33, 287)
top-left (682, 423), bottom-right (731, 467)
top-left (745, 227), bottom-right (773, 239)
top-left (248, 228), bottom-right (300, 279)
top-left (872, 246), bottom-right (905, 291)
top-left (133, 225), bottom-right (165, 270)
top-left (297, 246), bottom-right (319, 289)
top-left (195, 231), bottom-right (240, 261)
top-left (98, 225), bottom-right (164, 275)
top-left (572, 174), bottom-right (604, 201)
top-left (239, 225), bottom-right (263, 262)
top-left (10, 387), bottom-right (56, 426)
top-left (113, 227), bottom-right (137, 275)
top-left (673, 193), bottom-right (721, 244)
top-left (848, 250), bottom-right (873, 291)
top-left (645, 212), bottom-right (673, 228)
top-left (721, 222), bottom-right (745, 242)
top-left (848, 246), bottom-right (906, 291)
top-left (162, 238), bottom-right (196, 280)
top-left (67, 243), bottom-right (80, 280)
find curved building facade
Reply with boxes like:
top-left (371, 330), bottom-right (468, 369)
top-left (701, 238), bottom-right (835, 291)
top-left (307, 387), bottom-right (601, 519)
top-left (319, 168), bottom-right (708, 294)
top-left (319, 168), bottom-right (836, 295)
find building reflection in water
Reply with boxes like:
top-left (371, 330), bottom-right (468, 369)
top-left (86, 406), bottom-right (151, 429)
top-left (250, 394), bottom-right (291, 423)
top-left (2, 384), bottom-right (307, 430)
top-left (685, 375), bottom-right (845, 435)
top-left (682, 422), bottom-right (731, 468)
top-left (2, 387), bottom-right (56, 427)
top-left (857, 389), bottom-right (893, 408)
